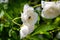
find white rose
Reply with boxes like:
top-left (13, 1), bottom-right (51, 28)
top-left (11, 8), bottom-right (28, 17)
top-left (41, 1), bottom-right (60, 19)
top-left (21, 4), bottom-right (38, 25)
top-left (20, 24), bottom-right (34, 39)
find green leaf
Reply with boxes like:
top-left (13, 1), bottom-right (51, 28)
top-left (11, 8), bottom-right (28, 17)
top-left (0, 24), bottom-right (4, 32)
top-left (54, 17), bottom-right (60, 25)
top-left (32, 24), bottom-right (56, 36)
top-left (11, 30), bottom-right (17, 40)
top-left (30, 36), bottom-right (40, 40)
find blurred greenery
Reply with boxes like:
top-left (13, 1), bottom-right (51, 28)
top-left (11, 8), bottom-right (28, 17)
top-left (0, 0), bottom-right (60, 40)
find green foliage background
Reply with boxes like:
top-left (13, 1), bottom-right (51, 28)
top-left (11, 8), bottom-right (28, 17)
top-left (0, 0), bottom-right (60, 40)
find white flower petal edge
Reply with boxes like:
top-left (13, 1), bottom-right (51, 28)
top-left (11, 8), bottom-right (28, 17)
top-left (41, 1), bottom-right (55, 8)
top-left (20, 24), bottom-right (34, 39)
top-left (21, 4), bottom-right (38, 25)
top-left (23, 4), bottom-right (34, 13)
top-left (56, 1), bottom-right (60, 12)
top-left (41, 1), bottom-right (60, 19)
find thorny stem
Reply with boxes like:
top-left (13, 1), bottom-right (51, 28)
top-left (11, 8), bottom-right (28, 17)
top-left (12, 17), bottom-right (21, 27)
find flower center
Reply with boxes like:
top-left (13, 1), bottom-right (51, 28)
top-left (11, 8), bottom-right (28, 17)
top-left (28, 16), bottom-right (31, 19)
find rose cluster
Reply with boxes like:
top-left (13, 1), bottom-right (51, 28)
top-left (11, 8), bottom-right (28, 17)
top-left (20, 4), bottom-right (38, 39)
top-left (20, 1), bottom-right (60, 39)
